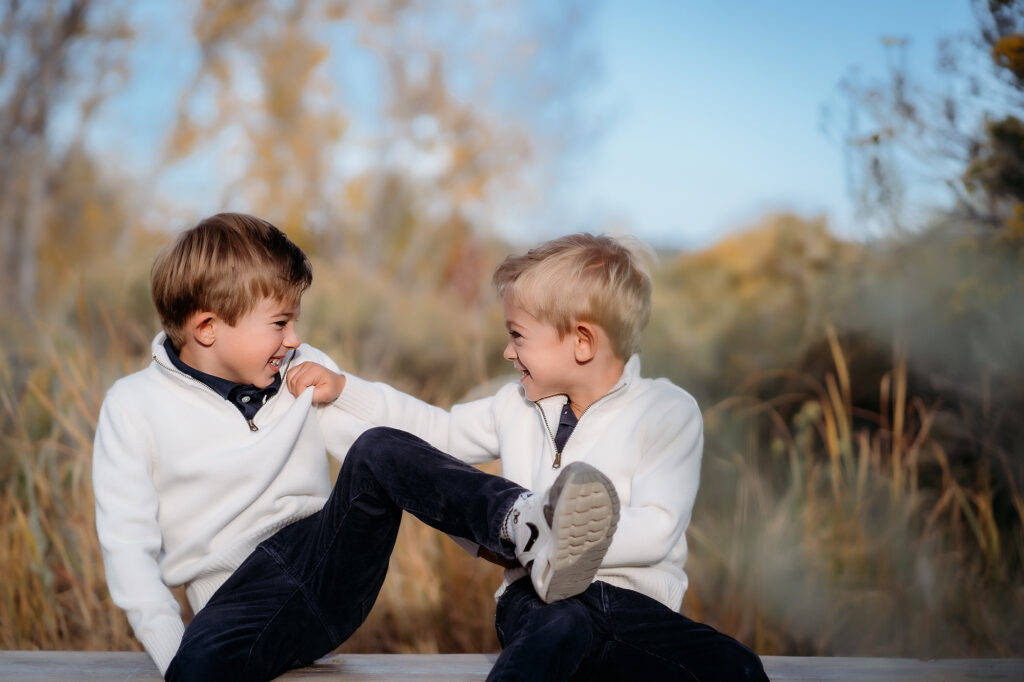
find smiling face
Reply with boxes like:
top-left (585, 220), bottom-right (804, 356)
top-left (198, 297), bottom-right (302, 388)
top-left (502, 295), bottom-right (577, 402)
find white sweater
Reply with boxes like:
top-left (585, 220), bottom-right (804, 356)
top-left (333, 354), bottom-right (704, 611)
top-left (92, 334), bottom-right (371, 674)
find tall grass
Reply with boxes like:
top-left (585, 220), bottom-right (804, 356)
top-left (0, 310), bottom-right (139, 651)
top-left (688, 326), bottom-right (1024, 656)
top-left (2, 243), bottom-right (1023, 657)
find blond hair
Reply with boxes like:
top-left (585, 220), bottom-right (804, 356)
top-left (492, 233), bottom-right (653, 359)
top-left (151, 213), bottom-right (312, 348)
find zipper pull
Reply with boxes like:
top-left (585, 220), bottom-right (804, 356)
top-left (552, 451), bottom-right (561, 469)
top-left (247, 419), bottom-right (259, 432)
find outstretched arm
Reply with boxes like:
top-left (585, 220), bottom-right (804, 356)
top-left (287, 360), bottom-right (503, 465)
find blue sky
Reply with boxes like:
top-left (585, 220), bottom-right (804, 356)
top-left (86, 1), bottom-right (980, 251)
top-left (567, 1), bottom-right (977, 248)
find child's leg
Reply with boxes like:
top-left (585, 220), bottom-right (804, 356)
top-left (170, 426), bottom-right (611, 681)
top-left (488, 577), bottom-right (595, 682)
top-left (166, 545), bottom-right (329, 681)
top-left (575, 582), bottom-right (768, 682)
top-left (489, 579), bottom-right (768, 682)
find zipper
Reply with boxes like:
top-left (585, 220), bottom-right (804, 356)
top-left (536, 382), bottom-right (627, 469)
top-left (537, 408), bottom-right (561, 468)
top-left (153, 353), bottom-right (266, 432)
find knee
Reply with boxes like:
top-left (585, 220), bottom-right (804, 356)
top-left (166, 638), bottom-right (238, 682)
top-left (349, 426), bottom-right (413, 459)
top-left (731, 645), bottom-right (770, 682)
top-left (352, 425), bottom-right (398, 450)
top-left (345, 427), bottom-right (396, 471)
top-left (523, 600), bottom-right (590, 642)
top-left (338, 427), bottom-right (430, 494)
top-left (346, 426), bottom-right (434, 472)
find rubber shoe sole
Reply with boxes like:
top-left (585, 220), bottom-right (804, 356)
top-left (532, 462), bottom-right (620, 603)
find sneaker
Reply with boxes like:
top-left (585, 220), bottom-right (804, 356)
top-left (510, 462), bottom-right (620, 603)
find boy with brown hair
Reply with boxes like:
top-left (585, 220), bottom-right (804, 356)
top-left (92, 214), bottom-right (619, 681)
top-left (290, 233), bottom-right (769, 680)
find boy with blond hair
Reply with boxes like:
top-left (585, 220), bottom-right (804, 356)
top-left (93, 214), bottom-right (620, 681)
top-left (290, 233), bottom-right (769, 681)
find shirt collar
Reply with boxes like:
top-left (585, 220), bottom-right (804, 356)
top-left (163, 337), bottom-right (236, 399)
top-left (162, 336), bottom-right (281, 419)
top-left (558, 401), bottom-right (579, 429)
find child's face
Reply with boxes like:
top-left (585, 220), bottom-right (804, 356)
top-left (207, 297), bottom-right (302, 388)
top-left (502, 296), bottom-right (577, 402)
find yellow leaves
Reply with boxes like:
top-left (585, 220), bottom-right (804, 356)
top-left (194, 0), bottom-right (266, 47)
top-left (345, 175), bottom-right (369, 212)
top-left (992, 34), bottom-right (1024, 81)
top-left (325, 111), bottom-right (348, 141)
top-left (324, 1), bottom-right (350, 22)
top-left (166, 114), bottom-right (202, 159)
top-left (261, 31), bottom-right (330, 121)
top-left (208, 55), bottom-right (233, 84)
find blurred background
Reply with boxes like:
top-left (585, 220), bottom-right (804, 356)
top-left (2, 0), bottom-right (1023, 659)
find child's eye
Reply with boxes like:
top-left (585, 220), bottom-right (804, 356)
top-left (275, 321), bottom-right (288, 328)
top-left (509, 331), bottom-right (522, 339)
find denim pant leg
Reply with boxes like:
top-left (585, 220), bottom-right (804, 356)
top-left (166, 545), bottom-right (326, 682)
top-left (489, 577), bottom-right (595, 682)
top-left (577, 582), bottom-right (769, 682)
top-left (272, 426), bottom-right (527, 645)
top-left (169, 426), bottom-right (527, 681)
top-left (490, 579), bottom-right (768, 682)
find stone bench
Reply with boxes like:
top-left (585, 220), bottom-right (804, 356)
top-left (2, 651), bottom-right (1022, 680)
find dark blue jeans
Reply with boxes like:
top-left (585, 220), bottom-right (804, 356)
top-left (491, 577), bottom-right (769, 682)
top-left (166, 427), bottom-right (524, 682)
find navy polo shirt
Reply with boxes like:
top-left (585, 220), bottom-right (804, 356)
top-left (163, 337), bottom-right (281, 423)
top-left (554, 401), bottom-right (579, 453)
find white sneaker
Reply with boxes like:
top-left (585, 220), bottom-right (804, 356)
top-left (509, 462), bottom-right (620, 603)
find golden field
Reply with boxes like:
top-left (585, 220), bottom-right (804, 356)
top-left (2, 214), bottom-right (1022, 657)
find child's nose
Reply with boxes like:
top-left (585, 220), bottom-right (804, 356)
top-left (285, 325), bottom-right (301, 349)
top-left (502, 341), bottom-right (516, 361)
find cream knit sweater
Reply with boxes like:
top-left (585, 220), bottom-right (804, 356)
top-left (332, 354), bottom-right (704, 611)
top-left (93, 334), bottom-right (370, 674)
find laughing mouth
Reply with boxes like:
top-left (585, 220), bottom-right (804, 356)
top-left (269, 358), bottom-right (282, 369)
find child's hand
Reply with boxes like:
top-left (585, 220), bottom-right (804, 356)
top-left (286, 362), bottom-right (346, 405)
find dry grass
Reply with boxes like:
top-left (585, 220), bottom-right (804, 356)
top-left (0, 315), bottom-right (137, 651)
top-left (2, 251), bottom-right (1023, 658)
top-left (688, 326), bottom-right (1024, 657)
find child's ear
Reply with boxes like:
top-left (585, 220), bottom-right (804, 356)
top-left (187, 311), bottom-right (218, 348)
top-left (573, 322), bottom-right (597, 363)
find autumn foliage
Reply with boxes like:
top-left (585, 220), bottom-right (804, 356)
top-left (1, 0), bottom-right (1023, 660)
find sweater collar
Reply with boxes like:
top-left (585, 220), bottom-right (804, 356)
top-left (534, 353), bottom-right (641, 425)
top-left (151, 332), bottom-right (282, 421)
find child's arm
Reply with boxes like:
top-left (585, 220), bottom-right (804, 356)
top-left (600, 389), bottom-right (704, 568)
top-left (287, 360), bottom-right (503, 465)
top-left (93, 390), bottom-right (184, 675)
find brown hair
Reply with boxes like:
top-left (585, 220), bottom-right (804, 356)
top-left (492, 233), bottom-right (653, 360)
top-left (151, 213), bottom-right (312, 347)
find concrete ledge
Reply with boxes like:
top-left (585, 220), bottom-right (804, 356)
top-left (2, 651), bottom-right (1023, 680)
